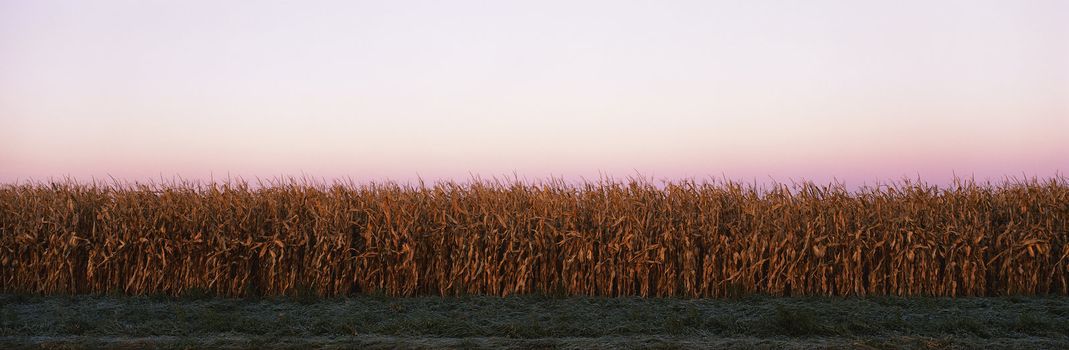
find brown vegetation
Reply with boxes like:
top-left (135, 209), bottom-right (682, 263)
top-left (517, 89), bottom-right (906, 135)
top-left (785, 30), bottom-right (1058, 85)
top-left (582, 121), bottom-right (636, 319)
top-left (1, 177), bottom-right (1066, 297)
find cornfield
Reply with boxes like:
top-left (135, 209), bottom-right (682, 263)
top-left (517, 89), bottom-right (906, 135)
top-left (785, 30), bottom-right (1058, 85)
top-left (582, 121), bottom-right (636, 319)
top-left (1, 177), bottom-right (1067, 297)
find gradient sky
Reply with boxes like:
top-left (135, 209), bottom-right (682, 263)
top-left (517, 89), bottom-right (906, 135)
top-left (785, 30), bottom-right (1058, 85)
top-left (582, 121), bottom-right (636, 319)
top-left (2, 0), bottom-right (1067, 186)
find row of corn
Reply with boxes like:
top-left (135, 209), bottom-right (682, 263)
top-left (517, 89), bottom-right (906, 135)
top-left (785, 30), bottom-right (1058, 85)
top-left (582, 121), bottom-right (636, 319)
top-left (1, 177), bottom-right (1066, 297)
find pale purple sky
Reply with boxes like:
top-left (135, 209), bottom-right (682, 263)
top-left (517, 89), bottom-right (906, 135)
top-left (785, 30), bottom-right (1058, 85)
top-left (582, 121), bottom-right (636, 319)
top-left (2, 0), bottom-right (1067, 185)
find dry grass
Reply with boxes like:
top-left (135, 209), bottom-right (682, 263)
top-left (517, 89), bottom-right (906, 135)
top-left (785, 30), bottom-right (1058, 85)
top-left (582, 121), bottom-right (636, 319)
top-left (1, 177), bottom-right (1066, 297)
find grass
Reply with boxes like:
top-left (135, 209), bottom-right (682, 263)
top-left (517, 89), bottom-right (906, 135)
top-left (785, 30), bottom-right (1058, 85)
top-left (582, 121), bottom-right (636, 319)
top-left (1, 294), bottom-right (1068, 348)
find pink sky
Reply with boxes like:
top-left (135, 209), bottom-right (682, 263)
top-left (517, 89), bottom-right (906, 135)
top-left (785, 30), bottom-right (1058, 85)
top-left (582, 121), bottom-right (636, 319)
top-left (2, 0), bottom-right (1066, 186)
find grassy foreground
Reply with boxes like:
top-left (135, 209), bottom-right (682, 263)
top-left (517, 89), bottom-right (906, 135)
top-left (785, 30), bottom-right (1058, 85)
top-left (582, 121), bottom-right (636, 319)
top-left (2, 294), bottom-right (1067, 349)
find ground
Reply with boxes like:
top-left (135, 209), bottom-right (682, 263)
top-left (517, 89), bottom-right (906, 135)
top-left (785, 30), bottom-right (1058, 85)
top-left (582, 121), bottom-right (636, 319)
top-left (1, 294), bottom-right (1067, 349)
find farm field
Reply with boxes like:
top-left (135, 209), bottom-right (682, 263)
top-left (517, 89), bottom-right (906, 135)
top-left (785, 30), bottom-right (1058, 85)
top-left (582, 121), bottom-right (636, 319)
top-left (3, 178), bottom-right (1068, 348)
top-left (1, 178), bottom-right (1067, 298)
top-left (2, 294), bottom-right (1067, 349)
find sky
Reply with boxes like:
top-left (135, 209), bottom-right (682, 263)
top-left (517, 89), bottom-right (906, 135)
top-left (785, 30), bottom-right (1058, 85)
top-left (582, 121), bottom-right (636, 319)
top-left (1, 0), bottom-right (1067, 186)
